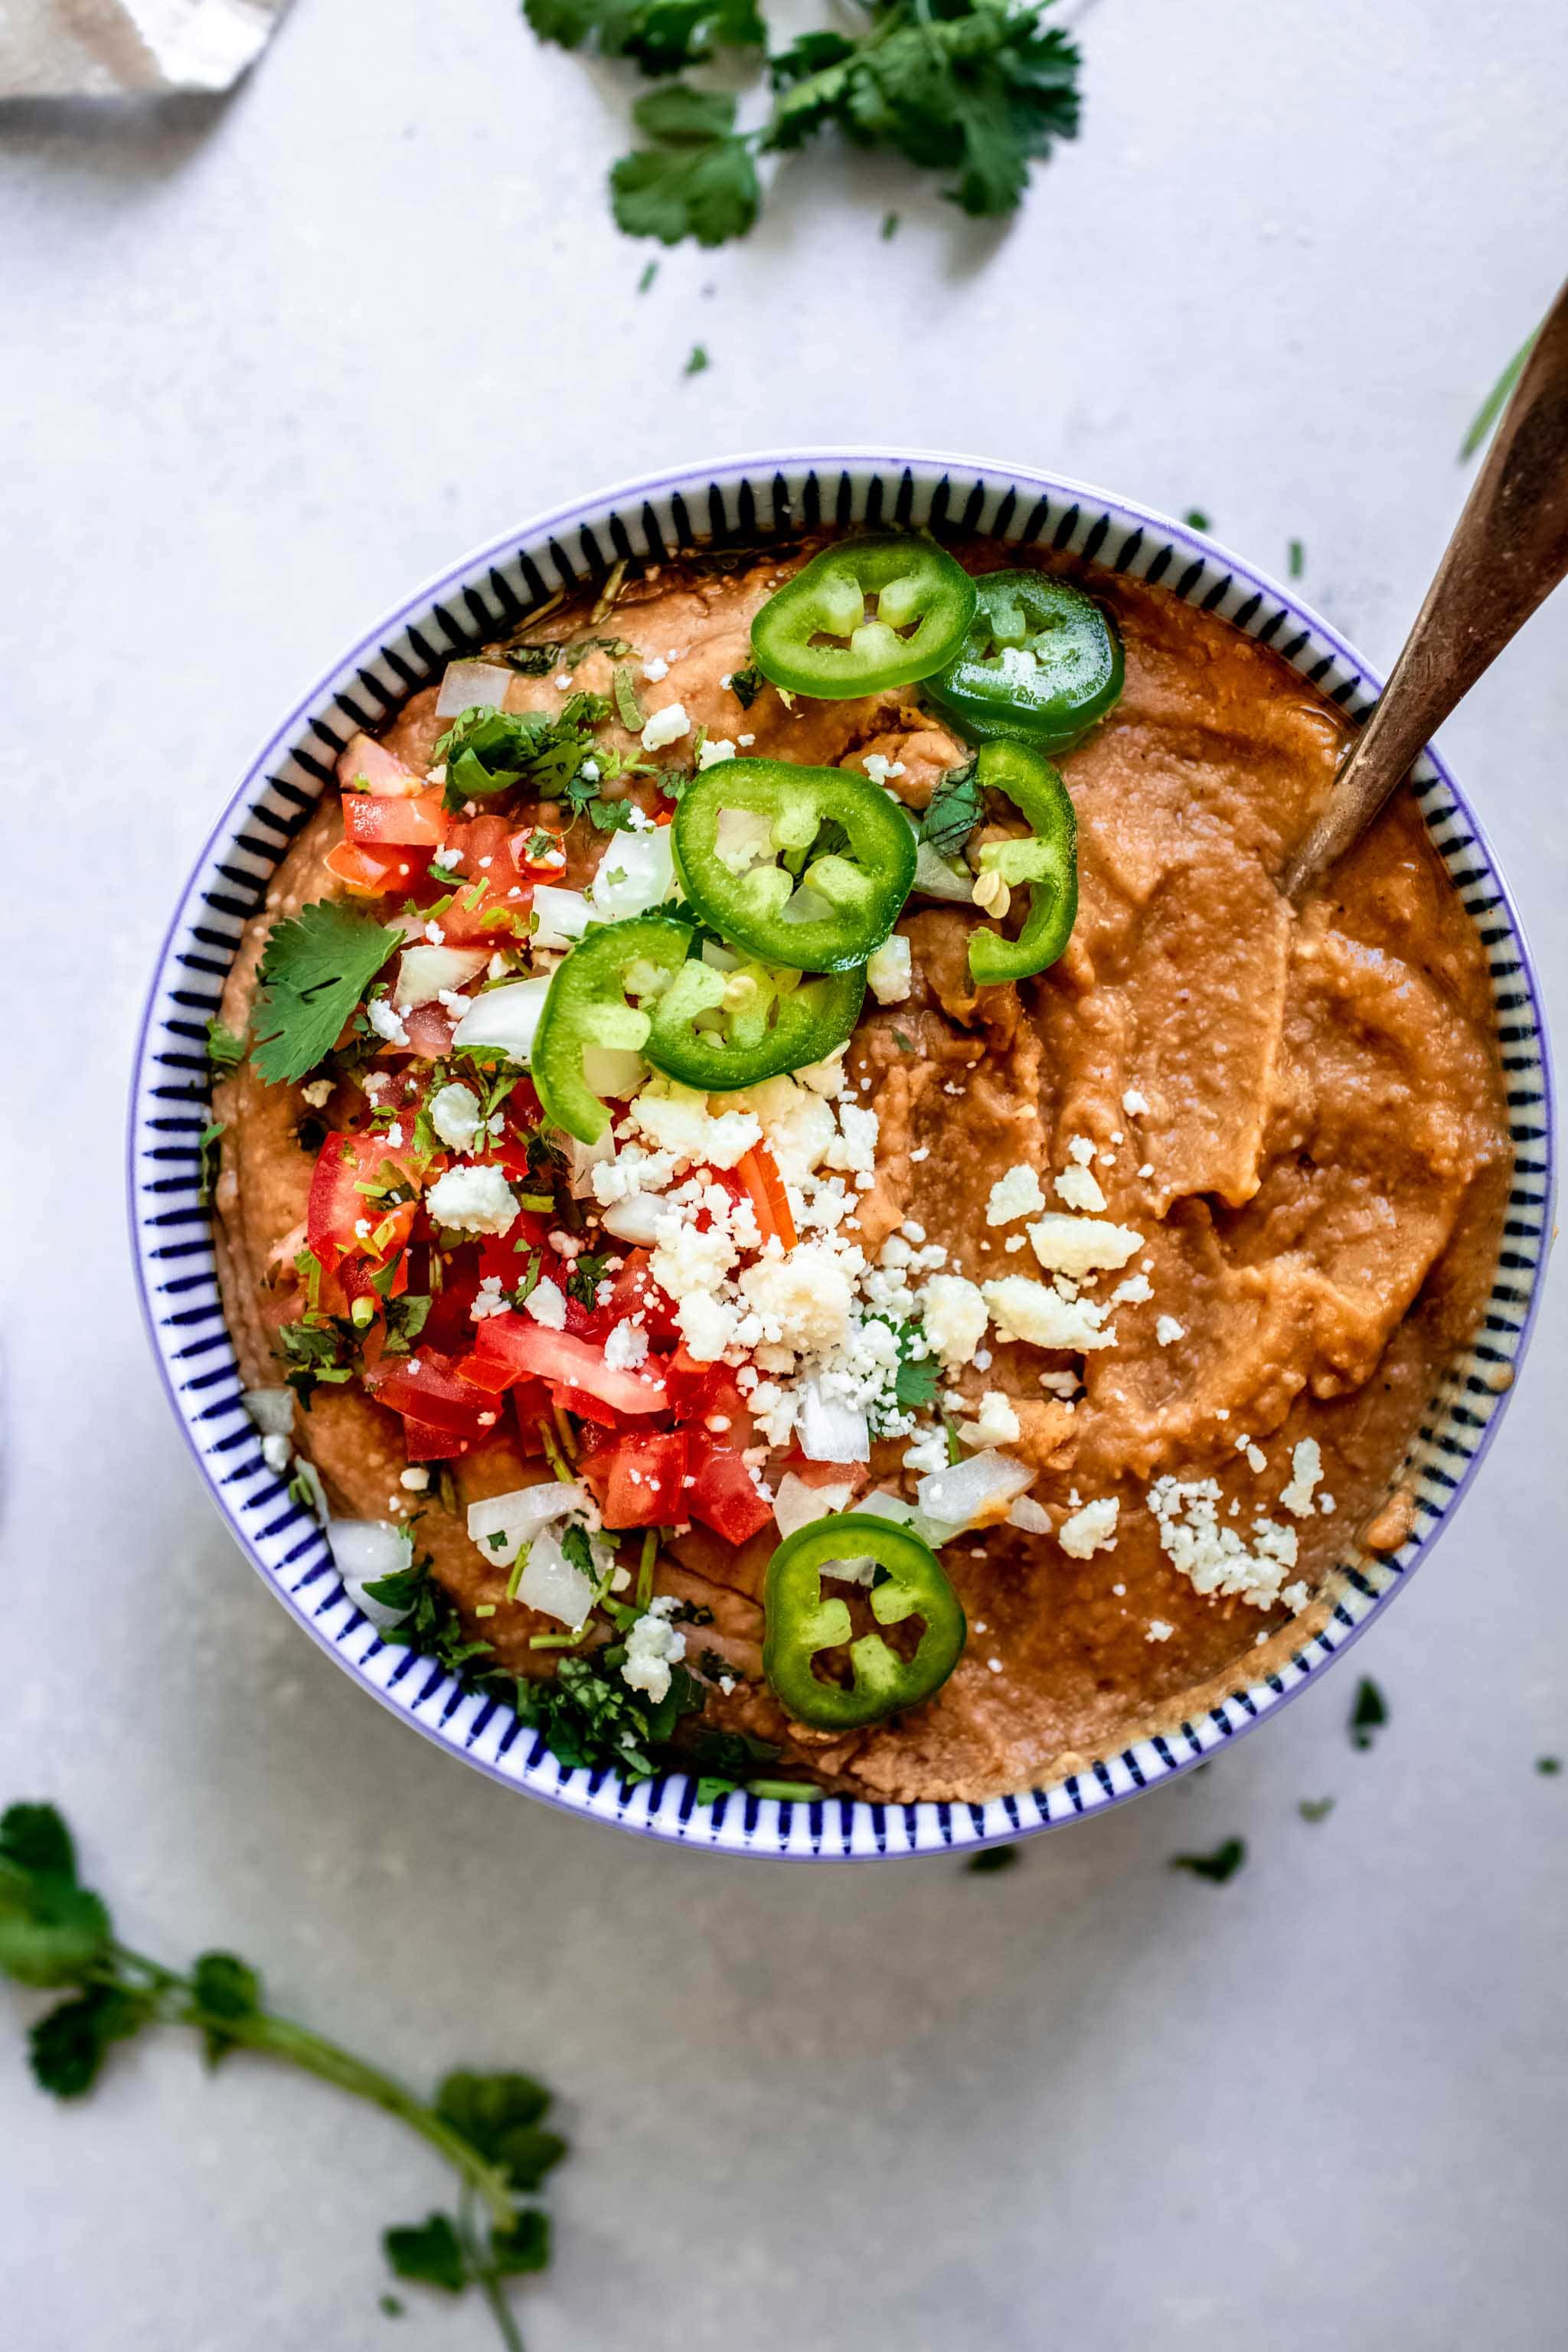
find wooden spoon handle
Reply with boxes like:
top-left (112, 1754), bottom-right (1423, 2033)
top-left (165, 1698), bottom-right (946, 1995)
top-left (1283, 276), bottom-right (1568, 903)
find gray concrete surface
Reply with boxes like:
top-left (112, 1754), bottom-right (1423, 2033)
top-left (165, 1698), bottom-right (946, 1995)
top-left (2, 1), bottom-right (1565, 2344)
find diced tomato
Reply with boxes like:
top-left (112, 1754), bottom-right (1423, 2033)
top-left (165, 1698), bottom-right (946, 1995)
top-left (507, 824), bottom-right (569, 878)
top-left (785, 1455), bottom-right (864, 1491)
top-left (437, 817), bottom-right (534, 945)
top-left (337, 732), bottom-right (423, 797)
top-left (686, 1443), bottom-right (774, 1545)
top-left (344, 789), bottom-right (448, 848)
top-left (402, 1001), bottom-right (456, 1060)
top-left (400, 1417), bottom-right (475, 1462)
top-left (735, 1142), bottom-right (796, 1251)
top-left (601, 1250), bottom-right (678, 1345)
top-left (580, 1431), bottom-right (688, 1530)
top-left (552, 1382), bottom-right (621, 1430)
top-left (325, 840), bottom-right (414, 898)
top-left (306, 1130), bottom-right (430, 1275)
top-left (453, 1312), bottom-right (668, 1416)
top-left (368, 1350), bottom-right (497, 1436)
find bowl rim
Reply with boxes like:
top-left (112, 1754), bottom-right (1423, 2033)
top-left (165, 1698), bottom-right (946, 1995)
top-left (128, 446), bottom-right (1557, 1861)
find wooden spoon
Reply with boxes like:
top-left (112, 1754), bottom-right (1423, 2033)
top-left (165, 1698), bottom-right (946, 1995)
top-left (1283, 276), bottom-right (1568, 903)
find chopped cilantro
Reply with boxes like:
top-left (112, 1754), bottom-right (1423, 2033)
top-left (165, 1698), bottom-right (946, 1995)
top-left (502, 641), bottom-right (564, 676)
top-left (1297, 1796), bottom-right (1334, 1823)
top-left (728, 662), bottom-right (765, 708)
top-left (638, 259), bottom-right (658, 292)
top-left (684, 341), bottom-right (710, 377)
top-left (205, 1018), bottom-right (244, 1072)
top-left (966, 1844), bottom-right (1019, 1873)
top-left (920, 758), bottom-right (983, 859)
top-left (1288, 537), bottom-right (1305, 579)
top-left (1183, 508), bottom-right (1210, 531)
top-left (1460, 330), bottom-right (1537, 462)
top-left (880, 208), bottom-right (900, 240)
top-left (1349, 1676), bottom-right (1387, 1750)
top-left (436, 696), bottom-right (609, 813)
top-left (371, 1553), bottom-right (497, 1675)
top-left (381, 1293), bottom-right (433, 1355)
top-left (518, 1652), bottom-right (704, 1782)
top-left (378, 2295), bottom-right (404, 2318)
top-left (612, 665), bottom-right (645, 732)
top-left (892, 1030), bottom-right (915, 1053)
top-left (1537, 1756), bottom-right (1562, 1776)
top-left (523, 0), bottom-right (765, 76)
top-left (196, 1119), bottom-right (224, 1207)
top-left (251, 900), bottom-right (401, 1086)
top-left (695, 1775), bottom-right (737, 1804)
top-left (276, 1317), bottom-right (358, 1406)
top-left (1170, 1837), bottom-right (1246, 1883)
top-left (566, 1251), bottom-right (612, 1308)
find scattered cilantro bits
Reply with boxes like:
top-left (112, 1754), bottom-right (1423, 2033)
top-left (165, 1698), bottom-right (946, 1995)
top-left (0, 1802), bottom-right (565, 2347)
top-left (1297, 1796), bottom-right (1334, 1824)
top-left (1349, 1676), bottom-right (1387, 1751)
top-left (1183, 508), bottom-right (1211, 532)
top-left (205, 1017), bottom-right (244, 1072)
top-left (1288, 537), bottom-right (1305, 579)
top-left (537, 0), bottom-right (1083, 247)
top-left (1170, 1837), bottom-right (1246, 1884)
top-left (1460, 329), bottom-right (1537, 462)
top-left (1536, 1756), bottom-right (1562, 1777)
top-left (684, 341), bottom-right (711, 376)
top-left (251, 900), bottom-right (401, 1086)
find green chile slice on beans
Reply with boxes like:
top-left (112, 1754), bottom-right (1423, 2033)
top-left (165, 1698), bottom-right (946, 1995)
top-left (673, 757), bottom-right (916, 973)
top-left (530, 914), bottom-right (691, 1145)
top-left (966, 739), bottom-right (1079, 988)
top-left (645, 958), bottom-right (866, 1093)
top-left (763, 1514), bottom-right (968, 1731)
top-left (925, 570), bottom-right (1123, 750)
top-left (750, 535), bottom-right (978, 700)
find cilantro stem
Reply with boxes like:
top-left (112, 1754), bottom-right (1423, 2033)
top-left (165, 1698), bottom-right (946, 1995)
top-left (459, 2187), bottom-right (528, 2352)
top-left (105, 1942), bottom-right (516, 2230)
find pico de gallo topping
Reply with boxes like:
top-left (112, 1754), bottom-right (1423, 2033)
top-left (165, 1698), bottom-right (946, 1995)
top-left (224, 535), bottom-right (1138, 1797)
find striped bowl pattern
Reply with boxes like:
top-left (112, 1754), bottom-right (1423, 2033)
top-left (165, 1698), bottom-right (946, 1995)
top-left (129, 452), bottom-right (1556, 1861)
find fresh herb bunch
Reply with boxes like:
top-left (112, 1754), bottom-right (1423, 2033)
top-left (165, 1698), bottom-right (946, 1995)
top-left (524, 0), bottom-right (1083, 247)
top-left (0, 1803), bottom-right (565, 2349)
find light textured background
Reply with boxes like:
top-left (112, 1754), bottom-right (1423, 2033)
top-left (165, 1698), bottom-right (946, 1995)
top-left (2, 2), bottom-right (1566, 2345)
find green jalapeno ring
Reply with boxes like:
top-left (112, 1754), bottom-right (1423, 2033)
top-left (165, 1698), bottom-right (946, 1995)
top-left (644, 956), bottom-right (867, 1093)
top-left (924, 570), bottom-right (1124, 751)
top-left (673, 757), bottom-right (916, 974)
top-left (531, 914), bottom-right (692, 1145)
top-left (966, 739), bottom-right (1078, 988)
top-left (751, 535), bottom-right (978, 701)
top-left (762, 1514), bottom-right (968, 1731)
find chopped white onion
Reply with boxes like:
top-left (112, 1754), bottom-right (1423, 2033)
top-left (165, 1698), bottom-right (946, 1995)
top-left (327, 1521), bottom-right (413, 1628)
top-left (565, 1131), bottom-right (616, 1197)
top-left (858, 1486), bottom-right (962, 1550)
top-left (581, 1044), bottom-right (646, 1099)
top-left (701, 938), bottom-right (741, 972)
top-left (818, 1553), bottom-right (877, 1586)
top-left (714, 806), bottom-right (775, 874)
top-left (393, 942), bottom-right (489, 1009)
top-left (589, 826), bottom-right (675, 920)
top-left (1007, 1494), bottom-right (1053, 1534)
top-left (516, 1530), bottom-right (596, 1627)
top-left (435, 660), bottom-right (513, 719)
top-left (797, 1377), bottom-right (870, 1465)
top-left (452, 976), bottom-right (550, 1060)
top-left (292, 1458), bottom-right (328, 1525)
top-left (599, 1193), bottom-right (667, 1246)
top-left (913, 840), bottom-right (975, 903)
top-left (243, 1388), bottom-right (294, 1439)
top-left (773, 1470), bottom-right (855, 1540)
top-left (916, 1449), bottom-right (1036, 1530)
top-left (466, 1481), bottom-right (590, 1570)
top-left (780, 884), bottom-right (835, 926)
top-left (532, 886), bottom-right (593, 950)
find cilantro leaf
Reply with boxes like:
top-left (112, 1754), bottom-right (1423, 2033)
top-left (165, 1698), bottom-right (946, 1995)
top-left (525, 0), bottom-right (763, 75)
top-left (1170, 1837), bottom-right (1246, 1884)
top-left (502, 640), bottom-right (564, 676)
top-left (893, 1350), bottom-right (939, 1412)
top-left (566, 1250), bottom-right (612, 1307)
top-left (0, 1804), bottom-right (113, 1989)
top-left (437, 2072), bottom-right (566, 2194)
top-left (488, 2208), bottom-right (551, 2276)
top-left (206, 1018), bottom-right (245, 1072)
top-left (30, 1984), bottom-right (153, 2099)
top-left (920, 759), bottom-right (983, 858)
top-left (728, 662), bottom-right (765, 708)
top-left (190, 1949), bottom-right (263, 2063)
top-left (252, 902), bottom-right (401, 1086)
top-left (611, 664), bottom-right (645, 732)
top-left (384, 2212), bottom-right (469, 2294)
top-left (612, 87), bottom-right (761, 247)
top-left (1350, 1676), bottom-right (1388, 1750)
top-left (436, 697), bottom-right (608, 812)
top-left (197, 1119), bottom-right (224, 1208)
top-left (519, 1651), bottom-right (701, 1782)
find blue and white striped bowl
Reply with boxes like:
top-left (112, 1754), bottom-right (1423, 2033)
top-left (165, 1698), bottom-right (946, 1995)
top-left (129, 452), bottom-right (1556, 1860)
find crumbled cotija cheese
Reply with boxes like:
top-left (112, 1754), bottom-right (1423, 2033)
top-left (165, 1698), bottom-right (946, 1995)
top-left (958, 1391), bottom-right (1021, 1448)
top-left (1122, 1088), bottom-right (1150, 1116)
top-left (426, 1162), bottom-right (520, 1236)
top-left (522, 1276), bottom-right (567, 1331)
top-left (982, 1276), bottom-right (1116, 1354)
top-left (920, 1275), bottom-right (989, 1367)
top-left (429, 1082), bottom-right (483, 1152)
top-left (1145, 1619), bottom-right (1174, 1642)
top-left (1058, 1495), bottom-right (1120, 1558)
top-left (1054, 1165), bottom-right (1107, 1214)
top-left (1155, 1315), bottom-right (1185, 1347)
top-left (1146, 1476), bottom-right (1299, 1608)
top-left (1279, 1438), bottom-right (1324, 1518)
top-left (627, 1078), bottom-right (761, 1169)
top-left (620, 1596), bottom-right (687, 1703)
top-left (640, 701), bottom-right (690, 752)
top-left (986, 1165), bottom-right (1047, 1225)
top-left (865, 935), bottom-right (913, 1004)
top-left (1027, 1214), bottom-right (1143, 1277)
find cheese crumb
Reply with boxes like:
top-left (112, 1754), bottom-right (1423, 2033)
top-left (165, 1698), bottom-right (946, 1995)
top-left (1122, 1088), bottom-right (1150, 1116)
top-left (1027, 1214), bottom-right (1143, 1276)
top-left (1058, 1495), bottom-right (1120, 1559)
top-left (866, 935), bottom-right (913, 1005)
top-left (696, 737), bottom-right (737, 770)
top-left (920, 1275), bottom-right (989, 1367)
top-left (986, 1164), bottom-right (1047, 1226)
top-left (628, 1078), bottom-right (760, 1170)
top-left (1145, 1618), bottom-right (1174, 1642)
top-left (1279, 1438), bottom-right (1325, 1518)
top-left (1155, 1315), bottom-right (1185, 1347)
top-left (364, 996), bottom-right (409, 1047)
top-left (861, 753), bottom-right (907, 787)
top-left (522, 1276), bottom-right (567, 1331)
top-left (982, 1276), bottom-right (1116, 1354)
top-left (1054, 1164), bottom-right (1107, 1214)
top-left (426, 1162), bottom-right (519, 1236)
top-left (1147, 1476), bottom-right (1299, 1608)
top-left (640, 701), bottom-right (690, 753)
top-left (1280, 1580), bottom-right (1311, 1613)
top-left (958, 1391), bottom-right (1021, 1449)
top-left (429, 1082), bottom-right (483, 1152)
top-left (620, 1596), bottom-right (688, 1704)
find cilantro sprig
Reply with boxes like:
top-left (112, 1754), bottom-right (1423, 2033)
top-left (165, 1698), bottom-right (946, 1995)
top-left (0, 1802), bottom-right (564, 2347)
top-left (529, 0), bottom-right (1083, 247)
top-left (251, 900), bottom-right (401, 1086)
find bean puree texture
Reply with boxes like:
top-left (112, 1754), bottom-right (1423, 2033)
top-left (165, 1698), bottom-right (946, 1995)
top-left (214, 536), bottom-right (1511, 1802)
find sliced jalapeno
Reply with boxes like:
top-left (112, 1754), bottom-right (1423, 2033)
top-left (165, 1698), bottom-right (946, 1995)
top-left (967, 740), bottom-right (1078, 988)
top-left (925, 570), bottom-right (1123, 750)
top-left (531, 914), bottom-right (690, 1145)
top-left (672, 756), bottom-right (916, 973)
top-left (763, 1514), bottom-right (967, 1730)
top-left (750, 535), bottom-right (978, 701)
top-left (644, 956), bottom-right (866, 1093)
